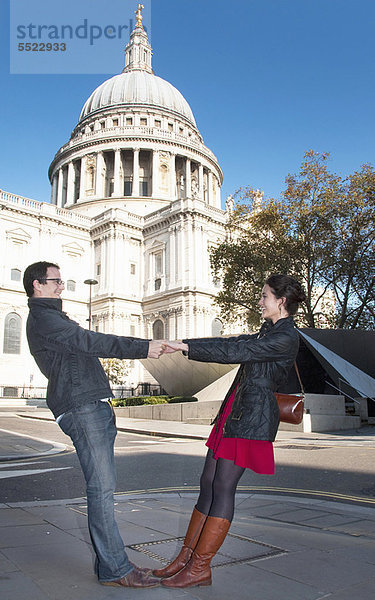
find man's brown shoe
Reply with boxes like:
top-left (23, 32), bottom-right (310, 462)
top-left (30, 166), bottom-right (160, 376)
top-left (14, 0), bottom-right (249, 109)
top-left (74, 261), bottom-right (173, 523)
top-left (101, 568), bottom-right (160, 588)
top-left (130, 561), bottom-right (153, 575)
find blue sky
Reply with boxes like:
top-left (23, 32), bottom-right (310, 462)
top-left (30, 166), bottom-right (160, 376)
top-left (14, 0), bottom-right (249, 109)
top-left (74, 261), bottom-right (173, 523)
top-left (1, 0), bottom-right (374, 207)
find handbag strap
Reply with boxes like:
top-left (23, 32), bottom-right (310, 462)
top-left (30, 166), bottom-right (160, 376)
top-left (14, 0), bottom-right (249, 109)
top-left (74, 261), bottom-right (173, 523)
top-left (294, 361), bottom-right (305, 395)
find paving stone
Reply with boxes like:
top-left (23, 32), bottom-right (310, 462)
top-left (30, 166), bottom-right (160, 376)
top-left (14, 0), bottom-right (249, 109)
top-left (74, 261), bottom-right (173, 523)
top-left (326, 519), bottom-right (375, 537)
top-left (232, 518), bottom-right (373, 552)
top-left (318, 578), bottom-right (375, 600)
top-left (184, 562), bottom-right (323, 600)
top-left (2, 538), bottom-right (95, 599)
top-left (0, 522), bottom-right (75, 549)
top-left (268, 508), bottom-right (331, 524)
top-left (235, 495), bottom-right (283, 511)
top-left (330, 542), bottom-right (375, 566)
top-left (0, 550), bottom-right (19, 574)
top-left (249, 502), bottom-right (304, 518)
top-left (0, 571), bottom-right (51, 600)
top-left (253, 547), bottom-right (375, 593)
top-left (24, 504), bottom-right (88, 529)
top-left (0, 506), bottom-right (45, 526)
top-left (296, 514), bottom-right (362, 529)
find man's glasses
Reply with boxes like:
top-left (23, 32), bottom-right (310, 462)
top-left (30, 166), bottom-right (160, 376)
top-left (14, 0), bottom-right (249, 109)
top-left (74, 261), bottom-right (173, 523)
top-left (40, 278), bottom-right (65, 285)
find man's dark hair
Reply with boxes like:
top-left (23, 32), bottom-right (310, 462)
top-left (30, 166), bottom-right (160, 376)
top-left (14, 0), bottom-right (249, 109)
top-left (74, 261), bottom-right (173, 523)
top-left (23, 261), bottom-right (60, 297)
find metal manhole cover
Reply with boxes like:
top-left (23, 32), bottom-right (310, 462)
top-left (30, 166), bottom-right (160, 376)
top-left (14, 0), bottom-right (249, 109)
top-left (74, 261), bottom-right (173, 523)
top-left (128, 533), bottom-right (286, 568)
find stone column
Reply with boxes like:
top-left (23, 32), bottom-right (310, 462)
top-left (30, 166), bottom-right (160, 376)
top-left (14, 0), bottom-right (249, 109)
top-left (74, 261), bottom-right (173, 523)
top-left (79, 155), bottom-right (87, 200)
top-left (198, 164), bottom-right (204, 201)
top-left (66, 162), bottom-right (75, 205)
top-left (208, 171), bottom-right (213, 205)
top-left (95, 152), bottom-right (104, 197)
top-left (152, 150), bottom-right (159, 197)
top-left (132, 148), bottom-right (140, 197)
top-left (57, 168), bottom-right (64, 207)
top-left (113, 149), bottom-right (121, 196)
top-left (169, 226), bottom-right (176, 286)
top-left (215, 177), bottom-right (221, 208)
top-left (170, 152), bottom-right (176, 199)
top-left (51, 173), bottom-right (58, 205)
top-left (185, 158), bottom-right (191, 198)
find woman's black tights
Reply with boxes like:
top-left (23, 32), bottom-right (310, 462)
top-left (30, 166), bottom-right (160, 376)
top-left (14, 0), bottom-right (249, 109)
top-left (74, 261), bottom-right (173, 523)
top-left (195, 449), bottom-right (245, 522)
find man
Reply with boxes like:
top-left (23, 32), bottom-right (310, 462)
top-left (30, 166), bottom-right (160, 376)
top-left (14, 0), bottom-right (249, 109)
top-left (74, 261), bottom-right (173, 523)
top-left (23, 261), bottom-right (162, 588)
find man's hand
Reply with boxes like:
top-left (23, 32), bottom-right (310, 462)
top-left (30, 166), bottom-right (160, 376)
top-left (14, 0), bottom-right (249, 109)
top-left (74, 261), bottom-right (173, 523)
top-left (147, 340), bottom-right (166, 359)
top-left (162, 340), bottom-right (189, 353)
top-left (147, 340), bottom-right (189, 358)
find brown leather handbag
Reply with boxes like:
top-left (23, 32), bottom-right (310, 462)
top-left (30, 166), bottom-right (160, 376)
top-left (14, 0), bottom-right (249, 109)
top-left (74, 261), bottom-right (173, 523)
top-left (275, 362), bottom-right (305, 424)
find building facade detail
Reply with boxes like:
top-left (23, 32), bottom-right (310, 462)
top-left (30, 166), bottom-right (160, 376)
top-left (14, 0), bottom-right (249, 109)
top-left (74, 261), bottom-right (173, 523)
top-left (0, 10), bottom-right (233, 392)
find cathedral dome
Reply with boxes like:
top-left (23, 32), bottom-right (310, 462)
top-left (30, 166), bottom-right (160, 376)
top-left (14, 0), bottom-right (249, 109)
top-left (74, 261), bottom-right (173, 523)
top-left (79, 70), bottom-right (196, 126)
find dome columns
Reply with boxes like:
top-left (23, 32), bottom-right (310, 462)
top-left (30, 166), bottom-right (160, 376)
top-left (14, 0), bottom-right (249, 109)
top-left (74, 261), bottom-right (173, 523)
top-left (113, 150), bottom-right (122, 196)
top-left (132, 148), bottom-right (140, 197)
top-left (185, 158), bottom-right (191, 200)
top-left (169, 152), bottom-right (176, 201)
top-left (57, 168), bottom-right (64, 207)
top-left (67, 162), bottom-right (75, 205)
top-left (51, 172), bottom-right (58, 205)
top-left (50, 148), bottom-right (222, 209)
top-left (198, 164), bottom-right (204, 201)
top-left (152, 150), bottom-right (159, 198)
top-left (95, 152), bottom-right (105, 197)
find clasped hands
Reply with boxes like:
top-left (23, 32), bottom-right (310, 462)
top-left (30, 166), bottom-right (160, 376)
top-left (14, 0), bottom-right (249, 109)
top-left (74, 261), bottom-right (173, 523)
top-left (147, 340), bottom-right (188, 359)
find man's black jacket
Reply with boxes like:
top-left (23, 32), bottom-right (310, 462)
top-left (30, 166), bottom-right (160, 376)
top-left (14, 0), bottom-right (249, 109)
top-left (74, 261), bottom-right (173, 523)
top-left (183, 317), bottom-right (300, 442)
top-left (26, 297), bottom-right (149, 418)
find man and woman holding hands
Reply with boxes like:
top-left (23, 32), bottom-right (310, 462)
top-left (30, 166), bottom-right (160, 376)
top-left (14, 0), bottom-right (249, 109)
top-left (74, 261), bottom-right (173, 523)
top-left (23, 261), bottom-right (305, 589)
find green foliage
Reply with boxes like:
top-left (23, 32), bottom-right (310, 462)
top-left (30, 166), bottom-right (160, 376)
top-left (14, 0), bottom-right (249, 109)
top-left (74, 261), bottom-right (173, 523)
top-left (168, 396), bottom-right (198, 403)
top-left (100, 358), bottom-right (131, 384)
top-left (211, 150), bottom-right (375, 329)
top-left (112, 395), bottom-right (169, 407)
top-left (112, 395), bottom-right (198, 407)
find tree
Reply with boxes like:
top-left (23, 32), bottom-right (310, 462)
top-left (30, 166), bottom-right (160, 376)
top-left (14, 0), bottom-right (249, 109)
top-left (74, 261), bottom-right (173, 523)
top-left (211, 151), bottom-right (375, 329)
top-left (100, 358), bottom-right (131, 385)
top-left (328, 164), bottom-right (375, 328)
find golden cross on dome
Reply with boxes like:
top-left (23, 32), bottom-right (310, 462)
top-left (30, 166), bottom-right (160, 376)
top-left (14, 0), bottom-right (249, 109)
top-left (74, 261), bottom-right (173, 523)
top-left (135, 4), bottom-right (144, 28)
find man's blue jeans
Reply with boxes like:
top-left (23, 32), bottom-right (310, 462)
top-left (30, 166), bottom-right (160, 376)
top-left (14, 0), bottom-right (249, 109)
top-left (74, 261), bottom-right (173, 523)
top-left (58, 400), bottom-right (133, 582)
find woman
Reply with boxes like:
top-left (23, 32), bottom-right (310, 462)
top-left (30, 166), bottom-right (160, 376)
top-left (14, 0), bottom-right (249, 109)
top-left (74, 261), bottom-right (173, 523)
top-left (156, 274), bottom-right (306, 588)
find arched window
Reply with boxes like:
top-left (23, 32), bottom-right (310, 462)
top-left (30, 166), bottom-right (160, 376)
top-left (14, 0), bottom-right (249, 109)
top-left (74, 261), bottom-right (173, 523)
top-left (11, 268), bottom-right (21, 281)
top-left (211, 318), bottom-right (223, 337)
top-left (152, 319), bottom-right (164, 340)
top-left (3, 313), bottom-right (21, 354)
top-left (67, 280), bottom-right (76, 292)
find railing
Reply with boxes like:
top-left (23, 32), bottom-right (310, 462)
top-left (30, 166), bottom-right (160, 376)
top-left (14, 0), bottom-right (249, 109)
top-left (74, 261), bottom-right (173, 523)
top-left (0, 189), bottom-right (91, 227)
top-left (0, 189), bottom-right (42, 210)
top-left (112, 383), bottom-right (165, 398)
top-left (54, 125), bottom-right (219, 164)
top-left (0, 383), bottom-right (164, 400)
top-left (0, 385), bottom-right (47, 399)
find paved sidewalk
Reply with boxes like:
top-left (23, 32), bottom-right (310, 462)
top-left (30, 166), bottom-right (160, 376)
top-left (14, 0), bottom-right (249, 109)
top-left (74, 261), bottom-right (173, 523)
top-left (1, 414), bottom-right (375, 599)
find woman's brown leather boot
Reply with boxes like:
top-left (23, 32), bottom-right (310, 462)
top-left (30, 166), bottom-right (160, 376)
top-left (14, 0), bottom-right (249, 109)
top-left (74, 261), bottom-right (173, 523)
top-left (152, 507), bottom-right (207, 578)
top-left (161, 516), bottom-right (230, 588)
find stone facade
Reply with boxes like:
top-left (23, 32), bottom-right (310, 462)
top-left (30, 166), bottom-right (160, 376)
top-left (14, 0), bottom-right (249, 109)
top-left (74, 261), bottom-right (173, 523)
top-left (0, 16), bottom-right (231, 393)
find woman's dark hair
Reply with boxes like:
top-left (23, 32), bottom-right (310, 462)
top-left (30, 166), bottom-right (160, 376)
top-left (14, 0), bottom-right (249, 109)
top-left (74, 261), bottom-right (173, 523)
top-left (23, 261), bottom-right (60, 298)
top-left (265, 274), bottom-right (306, 316)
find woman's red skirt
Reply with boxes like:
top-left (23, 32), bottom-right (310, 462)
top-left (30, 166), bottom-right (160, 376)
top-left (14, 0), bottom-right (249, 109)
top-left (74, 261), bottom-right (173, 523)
top-left (206, 387), bottom-right (275, 474)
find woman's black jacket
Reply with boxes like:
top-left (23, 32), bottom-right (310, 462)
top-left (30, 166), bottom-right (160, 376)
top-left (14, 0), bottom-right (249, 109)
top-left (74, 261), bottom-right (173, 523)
top-left (183, 317), bottom-right (299, 442)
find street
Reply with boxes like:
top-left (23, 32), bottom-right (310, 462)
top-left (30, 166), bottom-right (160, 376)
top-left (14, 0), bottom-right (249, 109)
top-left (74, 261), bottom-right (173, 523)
top-left (1, 409), bottom-right (375, 507)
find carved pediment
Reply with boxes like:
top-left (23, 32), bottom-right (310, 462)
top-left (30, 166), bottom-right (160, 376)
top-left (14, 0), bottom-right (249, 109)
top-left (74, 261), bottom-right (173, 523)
top-left (62, 241), bottom-right (84, 258)
top-left (6, 228), bottom-right (31, 243)
top-left (150, 239), bottom-right (166, 251)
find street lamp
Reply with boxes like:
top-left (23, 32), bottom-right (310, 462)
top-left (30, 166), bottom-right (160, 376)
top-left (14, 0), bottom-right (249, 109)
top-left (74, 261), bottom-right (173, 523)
top-left (84, 278), bottom-right (98, 330)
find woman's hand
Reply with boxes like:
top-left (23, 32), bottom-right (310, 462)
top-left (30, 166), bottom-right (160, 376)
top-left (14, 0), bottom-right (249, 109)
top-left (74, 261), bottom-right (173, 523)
top-left (162, 340), bottom-right (189, 353)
